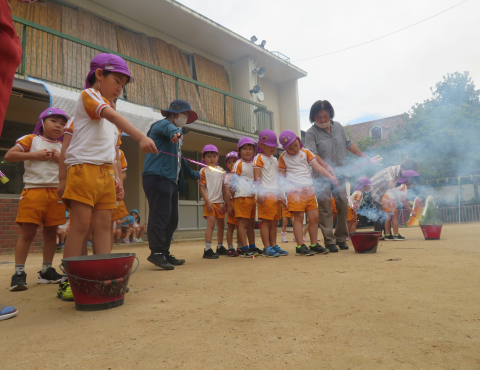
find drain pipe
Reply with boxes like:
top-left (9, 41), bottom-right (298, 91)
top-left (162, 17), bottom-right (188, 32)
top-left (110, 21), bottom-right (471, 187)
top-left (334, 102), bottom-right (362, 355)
top-left (458, 177), bottom-right (461, 223)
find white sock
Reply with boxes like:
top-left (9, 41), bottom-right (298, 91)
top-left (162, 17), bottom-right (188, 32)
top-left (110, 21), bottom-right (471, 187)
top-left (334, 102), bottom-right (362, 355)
top-left (205, 241), bottom-right (212, 251)
top-left (217, 242), bottom-right (223, 248)
top-left (15, 264), bottom-right (25, 275)
top-left (228, 244), bottom-right (234, 250)
top-left (42, 262), bottom-right (52, 273)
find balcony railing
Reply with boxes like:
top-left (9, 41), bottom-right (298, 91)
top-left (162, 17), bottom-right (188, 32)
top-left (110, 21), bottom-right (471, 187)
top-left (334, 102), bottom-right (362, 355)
top-left (12, 16), bottom-right (269, 135)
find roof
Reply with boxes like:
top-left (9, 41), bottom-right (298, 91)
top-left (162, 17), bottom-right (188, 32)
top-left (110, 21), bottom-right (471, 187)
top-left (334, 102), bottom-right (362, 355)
top-left (346, 114), bottom-right (406, 144)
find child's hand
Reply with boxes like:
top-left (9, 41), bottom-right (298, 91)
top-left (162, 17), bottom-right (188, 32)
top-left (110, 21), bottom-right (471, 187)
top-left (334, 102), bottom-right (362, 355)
top-left (139, 136), bottom-right (159, 154)
top-left (329, 174), bottom-right (338, 186)
top-left (280, 196), bottom-right (288, 208)
top-left (257, 194), bottom-right (264, 205)
top-left (57, 180), bottom-right (66, 199)
top-left (220, 203), bottom-right (226, 213)
top-left (171, 132), bottom-right (183, 144)
top-left (227, 205), bottom-right (234, 215)
top-left (50, 149), bottom-right (60, 163)
top-left (206, 200), bottom-right (213, 212)
top-left (35, 149), bottom-right (52, 161)
top-left (115, 182), bottom-right (124, 200)
top-left (411, 211), bottom-right (417, 217)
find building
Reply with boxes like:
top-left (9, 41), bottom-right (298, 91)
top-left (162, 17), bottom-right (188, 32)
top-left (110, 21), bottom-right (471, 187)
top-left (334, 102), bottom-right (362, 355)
top-left (0, 0), bottom-right (307, 253)
top-left (346, 114), bottom-right (406, 146)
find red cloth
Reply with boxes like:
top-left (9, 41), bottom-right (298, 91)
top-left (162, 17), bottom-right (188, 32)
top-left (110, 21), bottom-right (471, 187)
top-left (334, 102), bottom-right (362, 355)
top-left (0, 0), bottom-right (23, 136)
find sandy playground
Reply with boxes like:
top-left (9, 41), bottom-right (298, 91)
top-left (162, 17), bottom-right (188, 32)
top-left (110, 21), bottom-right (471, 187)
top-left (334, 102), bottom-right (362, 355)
top-left (1, 223), bottom-right (479, 369)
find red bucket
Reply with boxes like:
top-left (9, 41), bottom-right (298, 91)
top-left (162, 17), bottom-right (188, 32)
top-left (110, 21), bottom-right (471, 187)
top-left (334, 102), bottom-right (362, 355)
top-left (349, 231), bottom-right (381, 253)
top-left (60, 253), bottom-right (139, 312)
top-left (420, 225), bottom-right (442, 240)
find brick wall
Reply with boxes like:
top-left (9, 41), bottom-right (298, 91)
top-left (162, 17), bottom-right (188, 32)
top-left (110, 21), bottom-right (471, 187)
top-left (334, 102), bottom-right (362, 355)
top-left (0, 198), bottom-right (44, 255)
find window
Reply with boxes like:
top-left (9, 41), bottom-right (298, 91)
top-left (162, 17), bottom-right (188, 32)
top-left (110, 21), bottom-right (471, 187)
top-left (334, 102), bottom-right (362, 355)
top-left (370, 126), bottom-right (382, 139)
top-left (255, 110), bottom-right (273, 132)
top-left (178, 150), bottom-right (199, 201)
top-left (181, 51), bottom-right (196, 80)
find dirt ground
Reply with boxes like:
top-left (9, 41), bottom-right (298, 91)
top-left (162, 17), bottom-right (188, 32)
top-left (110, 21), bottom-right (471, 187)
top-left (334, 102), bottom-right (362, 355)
top-left (1, 223), bottom-right (479, 369)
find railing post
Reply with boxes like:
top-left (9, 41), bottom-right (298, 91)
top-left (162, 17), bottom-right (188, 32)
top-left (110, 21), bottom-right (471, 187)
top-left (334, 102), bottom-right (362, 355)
top-left (458, 177), bottom-right (461, 223)
top-left (21, 24), bottom-right (27, 74)
top-left (223, 94), bottom-right (227, 126)
top-left (175, 77), bottom-right (179, 100)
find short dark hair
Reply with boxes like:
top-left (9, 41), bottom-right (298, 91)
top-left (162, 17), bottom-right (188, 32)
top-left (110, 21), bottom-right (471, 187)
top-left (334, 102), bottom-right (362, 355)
top-left (87, 70), bottom-right (111, 88)
top-left (202, 151), bottom-right (217, 158)
top-left (400, 159), bottom-right (419, 172)
top-left (309, 100), bottom-right (335, 123)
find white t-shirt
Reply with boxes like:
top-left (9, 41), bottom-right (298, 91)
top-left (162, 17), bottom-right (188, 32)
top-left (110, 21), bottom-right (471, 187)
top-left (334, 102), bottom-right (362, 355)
top-left (58, 219), bottom-right (70, 230)
top-left (278, 148), bottom-right (316, 188)
top-left (253, 154), bottom-right (279, 193)
top-left (231, 159), bottom-right (255, 198)
top-left (199, 166), bottom-right (225, 204)
top-left (385, 184), bottom-right (407, 202)
top-left (16, 135), bottom-right (63, 188)
top-left (65, 89), bottom-right (117, 167)
top-left (349, 190), bottom-right (364, 210)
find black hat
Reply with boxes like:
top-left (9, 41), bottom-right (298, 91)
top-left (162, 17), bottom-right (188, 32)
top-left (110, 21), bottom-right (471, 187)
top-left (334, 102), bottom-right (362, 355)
top-left (161, 100), bottom-right (198, 124)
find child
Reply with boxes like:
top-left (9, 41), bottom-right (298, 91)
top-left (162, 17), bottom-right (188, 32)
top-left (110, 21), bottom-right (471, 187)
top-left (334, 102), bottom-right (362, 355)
top-left (130, 209), bottom-right (145, 243)
top-left (382, 170), bottom-right (418, 241)
top-left (56, 211), bottom-right (70, 250)
top-left (5, 108), bottom-right (69, 291)
top-left (119, 215), bottom-right (136, 243)
top-left (347, 177), bottom-right (372, 238)
top-left (278, 130), bottom-right (336, 256)
top-left (281, 207), bottom-right (292, 243)
top-left (56, 53), bottom-right (157, 299)
top-left (111, 148), bottom-right (129, 246)
top-left (224, 151), bottom-right (240, 256)
top-left (199, 145), bottom-right (227, 259)
top-left (230, 137), bottom-right (259, 258)
top-left (113, 221), bottom-right (122, 245)
top-left (253, 130), bottom-right (288, 257)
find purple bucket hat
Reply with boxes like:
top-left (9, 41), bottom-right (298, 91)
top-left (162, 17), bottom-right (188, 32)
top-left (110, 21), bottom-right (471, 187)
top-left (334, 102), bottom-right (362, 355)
top-left (397, 170), bottom-right (419, 183)
top-left (354, 176), bottom-right (372, 191)
top-left (279, 130), bottom-right (303, 149)
top-left (84, 53), bottom-right (135, 90)
top-left (33, 108), bottom-right (70, 142)
top-left (257, 129), bottom-right (278, 154)
top-left (202, 144), bottom-right (219, 165)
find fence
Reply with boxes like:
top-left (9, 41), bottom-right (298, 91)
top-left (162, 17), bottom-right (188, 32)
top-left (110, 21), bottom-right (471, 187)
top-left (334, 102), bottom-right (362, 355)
top-left (12, 16), bottom-right (269, 135)
top-left (399, 205), bottom-right (480, 225)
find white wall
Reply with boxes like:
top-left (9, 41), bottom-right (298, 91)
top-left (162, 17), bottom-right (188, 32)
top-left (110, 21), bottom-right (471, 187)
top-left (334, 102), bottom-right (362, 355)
top-left (259, 78), bottom-right (280, 133)
top-left (278, 80), bottom-right (301, 135)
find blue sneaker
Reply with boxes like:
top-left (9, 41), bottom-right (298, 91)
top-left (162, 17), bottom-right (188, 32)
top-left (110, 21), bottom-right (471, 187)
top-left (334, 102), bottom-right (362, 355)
top-left (0, 303), bottom-right (18, 321)
top-left (273, 245), bottom-right (289, 256)
top-left (262, 246), bottom-right (279, 258)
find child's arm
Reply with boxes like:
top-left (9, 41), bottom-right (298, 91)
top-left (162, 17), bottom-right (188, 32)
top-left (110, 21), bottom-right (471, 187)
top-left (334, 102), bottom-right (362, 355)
top-left (253, 167), bottom-right (264, 204)
top-left (57, 134), bottom-right (72, 198)
top-left (113, 149), bottom-right (124, 201)
top-left (101, 107), bottom-right (158, 154)
top-left (401, 199), bottom-right (415, 216)
top-left (278, 168), bottom-right (288, 208)
top-left (4, 145), bottom-right (51, 162)
top-left (311, 160), bottom-right (338, 185)
top-left (199, 185), bottom-right (213, 211)
top-left (225, 185), bottom-right (234, 215)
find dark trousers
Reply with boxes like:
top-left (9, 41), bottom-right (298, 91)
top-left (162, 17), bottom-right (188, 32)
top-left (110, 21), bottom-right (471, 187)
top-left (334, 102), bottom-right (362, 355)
top-left (372, 199), bottom-right (387, 233)
top-left (142, 175), bottom-right (178, 254)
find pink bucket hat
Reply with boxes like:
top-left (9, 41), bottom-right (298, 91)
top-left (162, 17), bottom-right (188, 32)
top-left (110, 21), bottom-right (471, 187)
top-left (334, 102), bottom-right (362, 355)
top-left (202, 144), bottom-right (219, 165)
top-left (257, 129), bottom-right (278, 154)
top-left (354, 176), bottom-right (372, 191)
top-left (279, 130), bottom-right (303, 149)
top-left (84, 53), bottom-right (135, 90)
top-left (33, 108), bottom-right (70, 142)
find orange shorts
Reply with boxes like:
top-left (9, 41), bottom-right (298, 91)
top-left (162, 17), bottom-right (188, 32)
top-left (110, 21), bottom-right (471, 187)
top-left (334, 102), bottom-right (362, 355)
top-left (112, 200), bottom-right (129, 222)
top-left (286, 188), bottom-right (318, 213)
top-left (63, 163), bottom-right (116, 210)
top-left (258, 194), bottom-right (281, 221)
top-left (227, 199), bottom-right (238, 225)
top-left (382, 195), bottom-right (397, 213)
top-left (331, 196), bottom-right (337, 213)
top-left (282, 206), bottom-right (293, 219)
top-left (16, 188), bottom-right (66, 226)
top-left (203, 203), bottom-right (226, 219)
top-left (348, 207), bottom-right (357, 221)
top-left (234, 196), bottom-right (256, 219)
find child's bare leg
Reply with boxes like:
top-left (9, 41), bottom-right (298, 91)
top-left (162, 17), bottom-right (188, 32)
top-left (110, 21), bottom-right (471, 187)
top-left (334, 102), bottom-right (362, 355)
top-left (292, 212), bottom-right (305, 245)
top-left (247, 218), bottom-right (255, 246)
top-left (392, 212), bottom-right (399, 235)
top-left (110, 222), bottom-right (114, 252)
top-left (60, 230), bottom-right (67, 243)
top-left (306, 209), bottom-right (319, 245)
top-left (237, 218), bottom-right (249, 247)
top-left (81, 224), bottom-right (92, 256)
top-left (384, 214), bottom-right (392, 236)
top-left (205, 216), bottom-right (215, 243)
top-left (216, 218), bottom-right (225, 245)
top-left (14, 223), bottom-right (39, 264)
top-left (42, 225), bottom-right (59, 264)
top-left (138, 225), bottom-right (145, 239)
top-left (64, 201), bottom-right (92, 258)
top-left (260, 219), bottom-right (272, 248)
top-left (92, 209), bottom-right (113, 255)
top-left (282, 217), bottom-right (288, 233)
top-left (226, 223), bottom-right (235, 247)
top-left (269, 220), bottom-right (277, 247)
top-left (303, 222), bottom-right (309, 236)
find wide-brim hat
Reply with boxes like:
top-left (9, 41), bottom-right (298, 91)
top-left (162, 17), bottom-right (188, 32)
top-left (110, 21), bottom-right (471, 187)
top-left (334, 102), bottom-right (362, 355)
top-left (161, 100), bottom-right (198, 124)
top-left (84, 53), bottom-right (135, 90)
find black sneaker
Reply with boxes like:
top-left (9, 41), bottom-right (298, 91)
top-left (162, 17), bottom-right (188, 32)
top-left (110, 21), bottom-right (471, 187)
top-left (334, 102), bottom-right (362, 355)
top-left (216, 245), bottom-right (229, 256)
top-left (203, 248), bottom-right (219, 259)
top-left (37, 267), bottom-right (63, 284)
top-left (310, 243), bottom-right (329, 254)
top-left (10, 272), bottom-right (28, 291)
top-left (250, 247), bottom-right (263, 256)
top-left (165, 251), bottom-right (185, 265)
top-left (295, 244), bottom-right (315, 256)
top-left (337, 242), bottom-right (349, 250)
top-left (393, 234), bottom-right (407, 241)
top-left (384, 234), bottom-right (394, 241)
top-left (240, 249), bottom-right (256, 258)
top-left (147, 253), bottom-right (175, 270)
top-left (326, 244), bottom-right (339, 253)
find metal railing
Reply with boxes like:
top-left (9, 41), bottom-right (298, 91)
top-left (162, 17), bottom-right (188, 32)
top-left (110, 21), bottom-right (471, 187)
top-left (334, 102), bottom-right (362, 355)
top-left (400, 206), bottom-right (480, 225)
top-left (12, 16), bottom-right (269, 135)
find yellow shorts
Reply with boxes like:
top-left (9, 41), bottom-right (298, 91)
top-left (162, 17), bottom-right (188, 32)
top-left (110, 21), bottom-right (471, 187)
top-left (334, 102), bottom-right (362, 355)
top-left (16, 188), bottom-right (66, 226)
top-left (203, 203), bottom-right (226, 219)
top-left (331, 196), bottom-right (337, 213)
top-left (227, 199), bottom-right (238, 225)
top-left (63, 163), bottom-right (116, 210)
top-left (258, 194), bottom-right (281, 221)
top-left (348, 207), bottom-right (357, 221)
top-left (282, 206), bottom-right (293, 219)
top-left (112, 200), bottom-right (129, 222)
top-left (287, 188), bottom-right (318, 213)
top-left (382, 195), bottom-right (397, 213)
top-left (234, 196), bottom-right (256, 219)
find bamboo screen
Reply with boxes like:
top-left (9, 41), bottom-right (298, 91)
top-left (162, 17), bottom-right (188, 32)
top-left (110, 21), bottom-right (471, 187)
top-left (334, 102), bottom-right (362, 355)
top-left (11, 1), bottom-right (63, 84)
top-left (193, 54), bottom-right (234, 128)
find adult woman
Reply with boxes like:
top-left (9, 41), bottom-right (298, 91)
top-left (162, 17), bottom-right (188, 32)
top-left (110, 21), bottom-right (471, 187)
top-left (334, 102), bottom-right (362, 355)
top-left (142, 100), bottom-right (199, 270)
top-left (305, 100), bottom-right (370, 252)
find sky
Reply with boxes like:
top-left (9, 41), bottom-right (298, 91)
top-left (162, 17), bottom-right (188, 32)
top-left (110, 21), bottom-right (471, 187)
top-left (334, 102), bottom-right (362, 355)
top-left (178, 0), bottom-right (479, 130)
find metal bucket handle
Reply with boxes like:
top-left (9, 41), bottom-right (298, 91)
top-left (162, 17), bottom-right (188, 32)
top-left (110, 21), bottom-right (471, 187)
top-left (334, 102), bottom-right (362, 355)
top-left (59, 256), bottom-right (140, 286)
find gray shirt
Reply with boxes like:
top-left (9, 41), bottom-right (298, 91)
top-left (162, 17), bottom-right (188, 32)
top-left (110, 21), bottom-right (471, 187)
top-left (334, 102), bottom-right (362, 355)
top-left (304, 121), bottom-right (352, 177)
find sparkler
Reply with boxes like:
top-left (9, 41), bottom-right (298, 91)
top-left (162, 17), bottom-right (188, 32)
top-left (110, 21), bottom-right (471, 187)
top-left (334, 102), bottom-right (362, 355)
top-left (0, 171), bottom-right (9, 184)
top-left (158, 150), bottom-right (226, 174)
